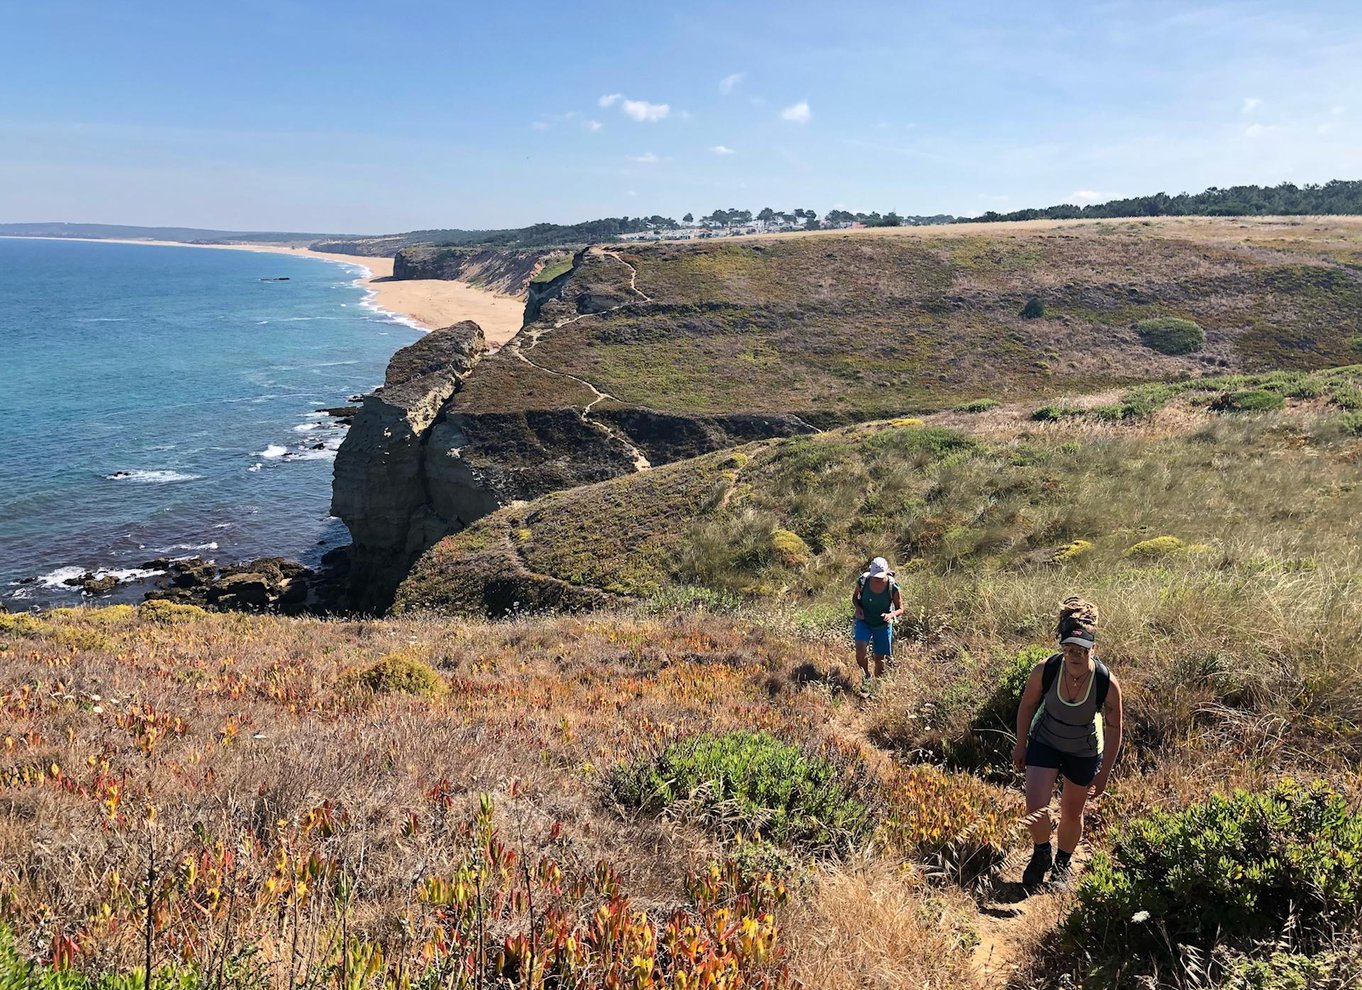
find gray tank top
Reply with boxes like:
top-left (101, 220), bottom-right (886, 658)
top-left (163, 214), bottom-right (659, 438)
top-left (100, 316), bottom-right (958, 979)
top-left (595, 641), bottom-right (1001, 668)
top-left (1030, 661), bottom-right (1104, 757)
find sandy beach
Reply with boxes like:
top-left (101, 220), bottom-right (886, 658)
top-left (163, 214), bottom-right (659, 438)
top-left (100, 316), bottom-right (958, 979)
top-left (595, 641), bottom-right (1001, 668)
top-left (0, 237), bottom-right (527, 347)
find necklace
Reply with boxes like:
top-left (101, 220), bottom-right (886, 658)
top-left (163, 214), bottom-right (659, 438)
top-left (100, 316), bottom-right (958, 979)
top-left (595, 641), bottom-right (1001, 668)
top-left (1063, 666), bottom-right (1091, 700)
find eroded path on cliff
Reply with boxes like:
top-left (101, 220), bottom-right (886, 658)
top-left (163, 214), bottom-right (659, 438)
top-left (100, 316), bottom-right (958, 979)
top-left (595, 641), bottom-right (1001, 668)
top-left (506, 247), bottom-right (654, 471)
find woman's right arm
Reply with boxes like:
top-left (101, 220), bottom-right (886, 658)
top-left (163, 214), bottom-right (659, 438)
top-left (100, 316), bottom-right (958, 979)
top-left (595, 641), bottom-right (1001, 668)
top-left (851, 583), bottom-right (864, 620)
top-left (1013, 664), bottom-right (1045, 769)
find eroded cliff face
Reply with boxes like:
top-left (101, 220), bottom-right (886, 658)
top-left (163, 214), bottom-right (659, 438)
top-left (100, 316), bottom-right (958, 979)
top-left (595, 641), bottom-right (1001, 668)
top-left (392, 247), bottom-right (567, 297)
top-left (330, 321), bottom-right (487, 612)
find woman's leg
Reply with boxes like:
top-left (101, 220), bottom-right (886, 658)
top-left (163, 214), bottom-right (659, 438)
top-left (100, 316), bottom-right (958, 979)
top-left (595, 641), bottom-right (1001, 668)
top-left (1056, 775), bottom-right (1090, 854)
top-left (1024, 765), bottom-right (1060, 845)
top-left (855, 640), bottom-right (869, 676)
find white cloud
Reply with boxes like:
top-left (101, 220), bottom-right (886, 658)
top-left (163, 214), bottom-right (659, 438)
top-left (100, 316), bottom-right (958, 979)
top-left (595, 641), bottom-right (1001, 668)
top-left (711, 144), bottom-right (736, 155)
top-left (626, 190), bottom-right (638, 197)
top-left (1244, 122), bottom-right (1273, 138)
top-left (621, 98), bottom-right (670, 122)
top-left (631, 151), bottom-right (659, 163)
top-left (583, 119), bottom-right (603, 132)
top-left (1331, 105), bottom-right (1347, 115)
top-left (530, 121), bottom-right (549, 131)
top-left (1071, 190), bottom-right (1115, 203)
top-left (1242, 97), bottom-right (1262, 114)
top-left (719, 72), bottom-right (745, 94)
top-left (780, 100), bottom-right (811, 124)
top-left (598, 93), bottom-right (622, 108)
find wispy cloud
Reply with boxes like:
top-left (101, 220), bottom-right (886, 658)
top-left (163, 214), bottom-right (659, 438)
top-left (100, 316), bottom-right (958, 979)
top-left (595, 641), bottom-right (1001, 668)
top-left (1070, 189), bottom-right (1116, 203)
top-left (780, 100), bottom-right (811, 124)
top-left (1244, 122), bottom-right (1275, 138)
top-left (583, 119), bottom-right (603, 132)
top-left (1242, 96), bottom-right (1262, 114)
top-left (598, 93), bottom-right (622, 108)
top-left (530, 121), bottom-right (549, 131)
top-left (631, 151), bottom-right (660, 163)
top-left (711, 144), bottom-right (736, 155)
top-left (719, 72), bottom-right (745, 94)
top-left (621, 98), bottom-right (670, 122)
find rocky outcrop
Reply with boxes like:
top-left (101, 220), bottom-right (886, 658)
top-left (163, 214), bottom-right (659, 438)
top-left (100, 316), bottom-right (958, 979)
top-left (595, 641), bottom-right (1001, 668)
top-left (330, 321), bottom-right (488, 612)
top-left (144, 557), bottom-right (314, 613)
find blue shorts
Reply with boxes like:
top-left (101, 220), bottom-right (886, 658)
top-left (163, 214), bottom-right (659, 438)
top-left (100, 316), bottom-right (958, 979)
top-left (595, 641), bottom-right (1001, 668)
top-left (1026, 737), bottom-right (1103, 786)
top-left (854, 618), bottom-right (892, 656)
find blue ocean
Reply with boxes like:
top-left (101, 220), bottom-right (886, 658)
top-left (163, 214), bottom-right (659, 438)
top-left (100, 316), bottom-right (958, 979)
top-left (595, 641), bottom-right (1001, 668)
top-left (0, 238), bottom-right (422, 607)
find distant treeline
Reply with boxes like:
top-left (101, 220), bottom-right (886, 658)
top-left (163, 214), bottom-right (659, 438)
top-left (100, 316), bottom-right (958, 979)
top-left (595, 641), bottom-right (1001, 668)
top-left (960, 180), bottom-right (1362, 223)
top-left (407, 217), bottom-right (665, 249)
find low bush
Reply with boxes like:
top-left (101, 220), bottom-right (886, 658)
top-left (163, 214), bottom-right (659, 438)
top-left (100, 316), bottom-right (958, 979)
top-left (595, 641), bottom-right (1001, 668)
top-left (0, 924), bottom-right (202, 988)
top-left (1020, 296), bottom-right (1045, 319)
top-left (1123, 535), bottom-right (1201, 559)
top-left (1053, 539), bottom-right (1093, 562)
top-left (1136, 317), bottom-right (1206, 355)
top-left (1068, 781), bottom-right (1362, 964)
top-left (953, 398), bottom-right (1000, 413)
top-left (138, 600), bottom-right (209, 624)
top-left (1212, 389), bottom-right (1285, 413)
top-left (882, 764), bottom-right (1019, 883)
top-left (344, 647), bottom-right (448, 698)
top-left (771, 529), bottom-right (813, 568)
top-left (611, 731), bottom-right (869, 852)
top-left (1032, 404), bottom-right (1084, 422)
top-left (1217, 946), bottom-right (1362, 990)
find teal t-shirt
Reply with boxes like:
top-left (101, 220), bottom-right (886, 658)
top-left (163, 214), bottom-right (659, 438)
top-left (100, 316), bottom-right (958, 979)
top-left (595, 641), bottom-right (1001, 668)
top-left (856, 576), bottom-right (896, 628)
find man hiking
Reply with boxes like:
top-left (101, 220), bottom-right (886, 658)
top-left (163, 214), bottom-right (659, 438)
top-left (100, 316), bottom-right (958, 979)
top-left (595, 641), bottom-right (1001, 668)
top-left (851, 556), bottom-right (904, 692)
top-left (1013, 597), bottom-right (1124, 889)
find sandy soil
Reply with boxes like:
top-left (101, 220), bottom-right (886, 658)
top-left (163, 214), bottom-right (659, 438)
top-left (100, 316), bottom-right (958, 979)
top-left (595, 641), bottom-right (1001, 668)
top-left (1, 237), bottom-right (527, 347)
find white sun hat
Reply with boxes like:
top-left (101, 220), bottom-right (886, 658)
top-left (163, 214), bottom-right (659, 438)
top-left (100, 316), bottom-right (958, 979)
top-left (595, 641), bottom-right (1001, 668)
top-left (866, 556), bottom-right (893, 578)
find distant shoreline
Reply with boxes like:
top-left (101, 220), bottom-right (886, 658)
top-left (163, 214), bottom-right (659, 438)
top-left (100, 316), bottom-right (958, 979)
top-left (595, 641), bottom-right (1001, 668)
top-left (0, 235), bottom-right (526, 347)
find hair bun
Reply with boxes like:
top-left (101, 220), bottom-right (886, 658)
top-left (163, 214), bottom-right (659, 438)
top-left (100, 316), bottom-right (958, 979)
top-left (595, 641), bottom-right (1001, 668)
top-left (1057, 596), bottom-right (1099, 640)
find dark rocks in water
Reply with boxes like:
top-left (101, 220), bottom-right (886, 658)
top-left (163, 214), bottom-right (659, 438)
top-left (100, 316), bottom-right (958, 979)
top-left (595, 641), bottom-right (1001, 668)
top-left (140, 557), bottom-right (173, 570)
top-left (62, 571), bottom-right (122, 595)
top-left (259, 276), bottom-right (291, 281)
top-left (147, 556), bottom-right (316, 614)
top-left (317, 406), bottom-right (360, 419)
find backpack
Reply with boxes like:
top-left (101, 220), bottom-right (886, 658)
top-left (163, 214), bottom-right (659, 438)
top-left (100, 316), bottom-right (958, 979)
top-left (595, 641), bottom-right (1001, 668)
top-left (856, 573), bottom-right (899, 600)
top-left (1041, 653), bottom-right (1111, 709)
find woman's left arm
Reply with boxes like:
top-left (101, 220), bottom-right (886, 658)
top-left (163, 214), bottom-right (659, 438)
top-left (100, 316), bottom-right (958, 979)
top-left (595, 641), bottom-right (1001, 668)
top-left (886, 586), bottom-right (905, 623)
top-left (1092, 675), bottom-right (1123, 797)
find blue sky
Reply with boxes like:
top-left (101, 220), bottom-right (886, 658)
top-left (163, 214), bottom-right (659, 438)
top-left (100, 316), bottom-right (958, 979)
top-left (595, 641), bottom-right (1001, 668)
top-left (3, 1), bottom-right (1359, 233)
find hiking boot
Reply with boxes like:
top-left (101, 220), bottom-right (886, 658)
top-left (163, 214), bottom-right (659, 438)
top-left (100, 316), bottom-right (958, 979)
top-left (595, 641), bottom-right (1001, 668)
top-left (1022, 844), bottom-right (1053, 889)
top-left (1049, 858), bottom-right (1074, 891)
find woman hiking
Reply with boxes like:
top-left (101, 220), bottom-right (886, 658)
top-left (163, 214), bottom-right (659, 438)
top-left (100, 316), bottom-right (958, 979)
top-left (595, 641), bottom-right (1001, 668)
top-left (851, 556), bottom-right (904, 692)
top-left (1013, 597), bottom-right (1124, 889)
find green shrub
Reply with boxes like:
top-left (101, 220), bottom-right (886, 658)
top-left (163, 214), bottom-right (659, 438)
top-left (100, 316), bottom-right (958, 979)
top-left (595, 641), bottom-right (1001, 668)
top-left (1328, 383), bottom-right (1362, 411)
top-left (138, 600), bottom-right (209, 624)
top-left (1217, 947), bottom-right (1362, 990)
top-left (1068, 781), bottom-right (1362, 962)
top-left (1032, 403), bottom-right (1083, 422)
top-left (1340, 413), bottom-right (1362, 436)
top-left (953, 398), bottom-right (1000, 413)
top-left (0, 924), bottom-right (203, 988)
top-left (1053, 539), bottom-right (1093, 562)
top-left (1123, 535), bottom-right (1188, 558)
top-left (611, 731), bottom-right (869, 851)
top-left (1135, 317), bottom-right (1206, 355)
top-left (1020, 296), bottom-right (1045, 320)
top-left (1212, 389), bottom-right (1285, 413)
top-left (345, 647), bottom-right (448, 698)
top-left (770, 529), bottom-right (812, 568)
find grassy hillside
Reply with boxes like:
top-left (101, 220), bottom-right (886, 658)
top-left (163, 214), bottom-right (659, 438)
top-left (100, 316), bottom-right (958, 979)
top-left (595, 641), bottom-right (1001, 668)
top-left (452, 217), bottom-right (1362, 423)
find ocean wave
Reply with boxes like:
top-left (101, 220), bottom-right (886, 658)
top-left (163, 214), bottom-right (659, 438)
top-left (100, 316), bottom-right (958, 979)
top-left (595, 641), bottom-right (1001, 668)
top-left (259, 444), bottom-right (289, 459)
top-left (75, 317), bottom-right (130, 323)
top-left (360, 289), bottom-right (427, 333)
top-left (162, 542), bottom-right (219, 552)
top-left (293, 423), bottom-right (322, 433)
top-left (106, 469), bottom-right (201, 483)
top-left (36, 565), bottom-right (165, 589)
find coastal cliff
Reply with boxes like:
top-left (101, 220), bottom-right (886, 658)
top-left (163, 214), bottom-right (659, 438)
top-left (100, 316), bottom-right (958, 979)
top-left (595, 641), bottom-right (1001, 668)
top-left (330, 321), bottom-right (488, 612)
top-left (393, 246), bottom-right (568, 297)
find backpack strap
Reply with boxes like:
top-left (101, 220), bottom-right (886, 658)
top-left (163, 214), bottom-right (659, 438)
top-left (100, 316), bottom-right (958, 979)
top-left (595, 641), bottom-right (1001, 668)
top-left (1042, 653), bottom-right (1111, 708)
top-left (1040, 653), bottom-right (1062, 695)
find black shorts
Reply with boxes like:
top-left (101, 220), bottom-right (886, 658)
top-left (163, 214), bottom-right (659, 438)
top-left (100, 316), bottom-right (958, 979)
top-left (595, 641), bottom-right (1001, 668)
top-left (1027, 737), bottom-right (1103, 786)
